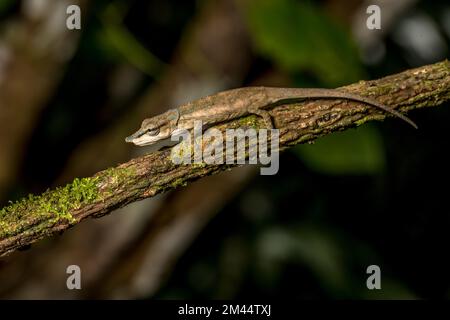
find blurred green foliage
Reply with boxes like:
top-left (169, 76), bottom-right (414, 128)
top-left (242, 0), bottom-right (365, 86)
top-left (0, 0), bottom-right (14, 15)
top-left (295, 125), bottom-right (385, 175)
top-left (100, 3), bottom-right (165, 77)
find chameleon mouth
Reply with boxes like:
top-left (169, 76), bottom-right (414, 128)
top-left (125, 132), bottom-right (164, 146)
top-left (132, 140), bottom-right (156, 146)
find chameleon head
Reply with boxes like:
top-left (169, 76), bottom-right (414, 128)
top-left (125, 109), bottom-right (180, 146)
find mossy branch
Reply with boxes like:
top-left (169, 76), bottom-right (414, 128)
top-left (1, 60), bottom-right (449, 257)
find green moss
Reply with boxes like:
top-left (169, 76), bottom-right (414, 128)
top-left (292, 133), bottom-right (315, 145)
top-left (238, 115), bottom-right (260, 129)
top-left (171, 140), bottom-right (194, 162)
top-left (102, 166), bottom-right (136, 184)
top-left (354, 116), bottom-right (372, 126)
top-left (171, 178), bottom-right (188, 188)
top-left (192, 162), bottom-right (207, 169)
top-left (0, 176), bottom-right (100, 239)
top-left (99, 166), bottom-right (137, 198)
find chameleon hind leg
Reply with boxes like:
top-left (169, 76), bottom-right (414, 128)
top-left (248, 107), bottom-right (274, 129)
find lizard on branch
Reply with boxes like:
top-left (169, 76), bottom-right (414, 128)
top-left (125, 87), bottom-right (417, 147)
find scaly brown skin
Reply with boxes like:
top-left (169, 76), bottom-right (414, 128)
top-left (125, 87), bottom-right (417, 146)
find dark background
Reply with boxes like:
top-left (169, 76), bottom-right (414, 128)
top-left (0, 0), bottom-right (449, 299)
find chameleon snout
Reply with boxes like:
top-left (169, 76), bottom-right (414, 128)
top-left (125, 131), bottom-right (143, 143)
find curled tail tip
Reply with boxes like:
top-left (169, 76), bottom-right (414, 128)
top-left (403, 116), bottom-right (418, 129)
top-left (391, 109), bottom-right (417, 129)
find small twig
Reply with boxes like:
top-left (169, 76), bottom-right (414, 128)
top-left (1, 60), bottom-right (449, 257)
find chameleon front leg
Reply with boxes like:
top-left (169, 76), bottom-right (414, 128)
top-left (248, 107), bottom-right (274, 129)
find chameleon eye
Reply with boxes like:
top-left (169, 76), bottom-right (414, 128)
top-left (147, 128), bottom-right (160, 136)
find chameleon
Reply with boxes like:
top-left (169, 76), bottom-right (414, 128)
top-left (125, 86), bottom-right (417, 147)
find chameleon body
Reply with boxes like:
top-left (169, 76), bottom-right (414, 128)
top-left (125, 86), bottom-right (417, 147)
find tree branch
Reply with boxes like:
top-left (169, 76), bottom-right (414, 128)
top-left (1, 60), bottom-right (449, 257)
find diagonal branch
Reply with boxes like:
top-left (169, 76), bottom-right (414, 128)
top-left (1, 60), bottom-right (449, 257)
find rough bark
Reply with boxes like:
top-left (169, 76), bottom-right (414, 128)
top-left (0, 60), bottom-right (449, 257)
